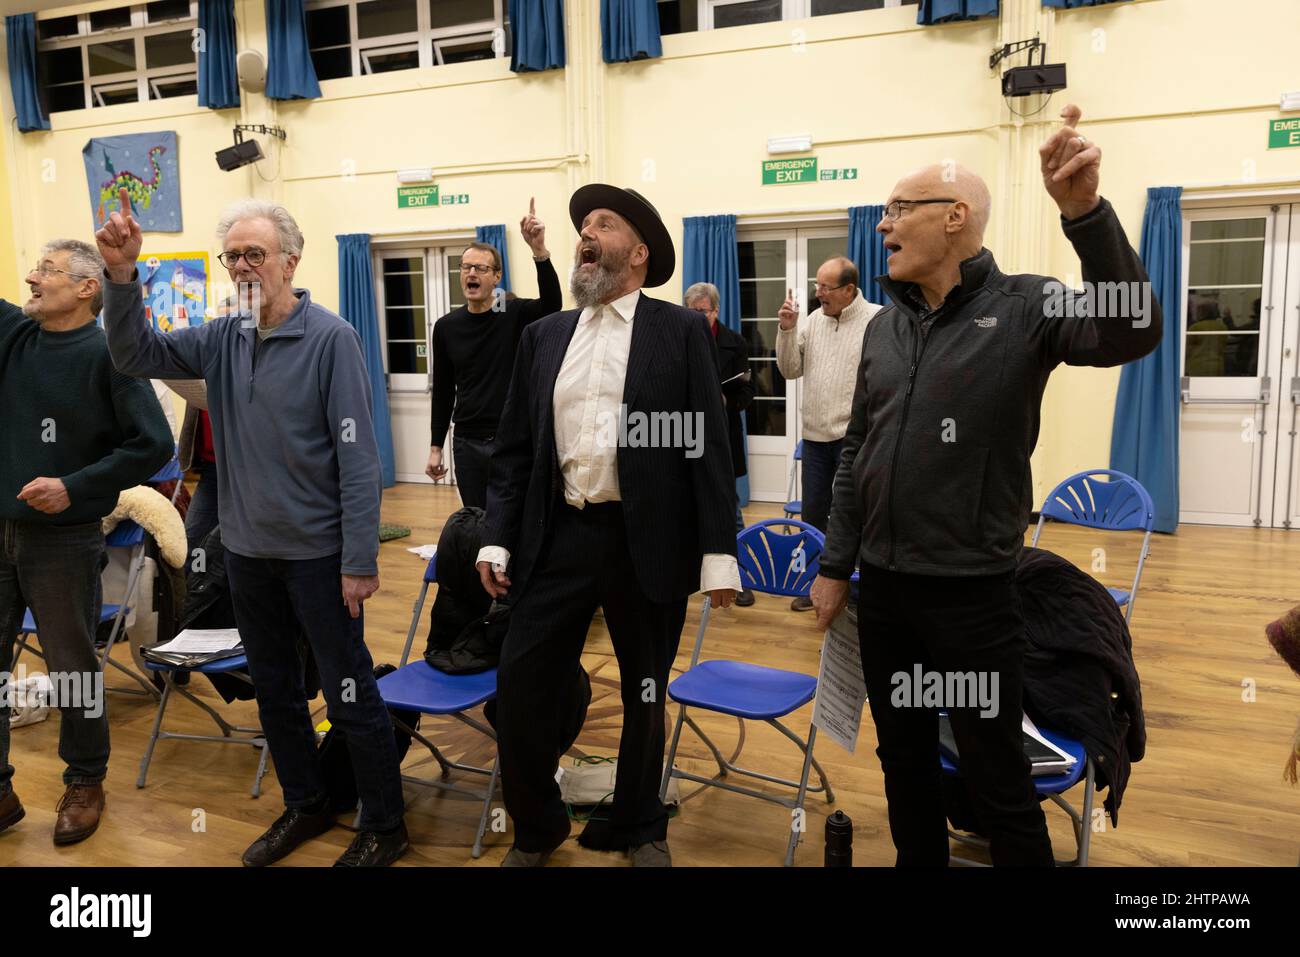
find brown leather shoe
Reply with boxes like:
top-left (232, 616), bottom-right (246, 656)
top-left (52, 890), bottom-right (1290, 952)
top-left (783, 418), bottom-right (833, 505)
top-left (54, 783), bottom-right (104, 846)
top-left (0, 789), bottom-right (25, 834)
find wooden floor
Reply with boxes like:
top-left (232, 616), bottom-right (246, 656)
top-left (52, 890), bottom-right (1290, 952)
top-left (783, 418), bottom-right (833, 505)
top-left (3, 482), bottom-right (1299, 867)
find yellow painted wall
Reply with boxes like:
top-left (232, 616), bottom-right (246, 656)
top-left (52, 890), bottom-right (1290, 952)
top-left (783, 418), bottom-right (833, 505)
top-left (2, 0), bottom-right (1297, 497)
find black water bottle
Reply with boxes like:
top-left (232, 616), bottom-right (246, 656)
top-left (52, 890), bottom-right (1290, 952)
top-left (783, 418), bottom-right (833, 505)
top-left (825, 810), bottom-right (853, 867)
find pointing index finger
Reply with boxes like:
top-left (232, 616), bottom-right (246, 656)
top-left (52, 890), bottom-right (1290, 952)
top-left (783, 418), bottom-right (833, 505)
top-left (118, 186), bottom-right (131, 216)
top-left (529, 196), bottom-right (535, 217)
top-left (1060, 103), bottom-right (1082, 129)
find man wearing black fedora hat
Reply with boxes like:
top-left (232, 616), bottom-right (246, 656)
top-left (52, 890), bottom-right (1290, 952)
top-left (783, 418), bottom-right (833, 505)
top-left (476, 184), bottom-right (741, 867)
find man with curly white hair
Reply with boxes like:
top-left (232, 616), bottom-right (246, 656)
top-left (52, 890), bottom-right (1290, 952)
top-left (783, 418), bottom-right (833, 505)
top-left (97, 189), bottom-right (407, 868)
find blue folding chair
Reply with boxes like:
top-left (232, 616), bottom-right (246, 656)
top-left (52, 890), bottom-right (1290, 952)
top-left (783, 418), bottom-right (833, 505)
top-left (1030, 469), bottom-right (1155, 623)
top-left (940, 718), bottom-right (1097, 866)
top-left (376, 554), bottom-right (501, 858)
top-left (659, 519), bottom-right (835, 866)
top-left (137, 652), bottom-right (271, 797)
top-left (784, 440), bottom-right (804, 519)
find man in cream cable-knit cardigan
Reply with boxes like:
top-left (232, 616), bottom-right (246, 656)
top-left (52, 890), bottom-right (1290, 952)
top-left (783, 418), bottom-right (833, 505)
top-left (776, 257), bottom-right (881, 611)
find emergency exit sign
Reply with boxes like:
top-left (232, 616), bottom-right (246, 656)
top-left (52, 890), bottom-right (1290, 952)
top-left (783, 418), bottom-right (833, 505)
top-left (762, 157), bottom-right (818, 185)
top-left (1269, 118), bottom-right (1300, 149)
top-left (398, 184), bottom-right (439, 208)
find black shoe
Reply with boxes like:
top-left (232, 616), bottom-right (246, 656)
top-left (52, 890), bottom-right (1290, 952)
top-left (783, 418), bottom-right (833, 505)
top-left (333, 822), bottom-right (410, 867)
top-left (790, 596), bottom-right (814, 612)
top-left (241, 806), bottom-right (335, 867)
top-left (735, 588), bottom-right (755, 607)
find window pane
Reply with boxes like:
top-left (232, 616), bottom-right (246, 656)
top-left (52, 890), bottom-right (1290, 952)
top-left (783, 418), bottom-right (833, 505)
top-left (738, 279), bottom-right (786, 320)
top-left (737, 239), bottom-right (785, 279)
top-left (363, 45), bottom-right (419, 73)
top-left (746, 398), bottom-right (786, 437)
top-left (448, 255), bottom-right (466, 309)
top-left (1190, 219), bottom-right (1266, 242)
top-left (712, 0), bottom-right (782, 29)
top-left (39, 47), bottom-right (84, 85)
top-left (812, 0), bottom-right (885, 13)
top-left (145, 30), bottom-right (195, 68)
top-left (88, 40), bottom-right (137, 76)
top-left (151, 75), bottom-right (197, 98)
top-left (45, 83), bottom-right (87, 113)
top-left (385, 309), bottom-right (418, 341)
top-left (1186, 288), bottom-right (1263, 333)
top-left (357, 0), bottom-right (418, 38)
top-left (750, 358), bottom-right (787, 398)
top-left (383, 257), bottom-right (423, 274)
top-left (38, 15), bottom-right (80, 40)
top-left (388, 341), bottom-right (419, 374)
top-left (1184, 333), bottom-right (1258, 378)
top-left (90, 8), bottom-right (134, 31)
top-left (384, 274), bottom-right (425, 307)
top-left (307, 5), bottom-right (351, 47)
top-left (743, 319), bottom-right (781, 359)
top-left (1188, 241), bottom-right (1265, 288)
top-left (147, 0), bottom-right (192, 21)
top-left (430, 0), bottom-right (495, 29)
top-left (310, 46), bottom-right (353, 80)
top-left (94, 83), bottom-right (139, 106)
top-left (437, 36), bottom-right (495, 64)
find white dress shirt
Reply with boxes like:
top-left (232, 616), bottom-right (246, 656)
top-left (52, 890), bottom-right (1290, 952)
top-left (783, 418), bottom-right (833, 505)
top-left (477, 289), bottom-right (741, 595)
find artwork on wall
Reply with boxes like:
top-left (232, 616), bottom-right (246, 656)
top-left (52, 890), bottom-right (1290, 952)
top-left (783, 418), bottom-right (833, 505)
top-left (137, 253), bottom-right (210, 332)
top-left (83, 131), bottom-right (181, 233)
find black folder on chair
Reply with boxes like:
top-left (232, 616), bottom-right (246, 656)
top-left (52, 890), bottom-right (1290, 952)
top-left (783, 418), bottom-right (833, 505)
top-left (939, 713), bottom-right (1076, 777)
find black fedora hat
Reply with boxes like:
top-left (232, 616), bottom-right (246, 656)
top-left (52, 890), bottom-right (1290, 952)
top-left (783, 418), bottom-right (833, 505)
top-left (569, 184), bottom-right (675, 288)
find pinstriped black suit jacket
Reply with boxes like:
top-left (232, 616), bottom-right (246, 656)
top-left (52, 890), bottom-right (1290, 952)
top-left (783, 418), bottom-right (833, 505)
top-left (483, 293), bottom-right (737, 604)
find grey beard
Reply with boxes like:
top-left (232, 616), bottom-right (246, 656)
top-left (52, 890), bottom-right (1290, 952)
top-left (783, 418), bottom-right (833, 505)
top-left (569, 247), bottom-right (631, 308)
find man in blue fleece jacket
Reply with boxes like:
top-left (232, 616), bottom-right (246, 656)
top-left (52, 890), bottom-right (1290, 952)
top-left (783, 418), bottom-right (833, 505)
top-left (97, 188), bottom-right (406, 867)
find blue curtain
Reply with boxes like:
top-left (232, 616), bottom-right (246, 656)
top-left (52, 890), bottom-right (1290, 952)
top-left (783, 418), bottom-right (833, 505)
top-left (1043, 0), bottom-right (1129, 7)
top-left (336, 234), bottom-right (396, 488)
top-left (474, 225), bottom-right (513, 294)
top-left (1109, 187), bottom-right (1181, 534)
top-left (917, 0), bottom-right (1000, 24)
top-left (6, 14), bottom-right (49, 132)
top-left (601, 0), bottom-right (662, 63)
top-left (265, 0), bottom-right (322, 100)
top-left (847, 205), bottom-right (891, 307)
top-left (682, 214), bottom-right (749, 507)
top-left (197, 0), bottom-right (240, 109)
top-left (508, 0), bottom-right (565, 72)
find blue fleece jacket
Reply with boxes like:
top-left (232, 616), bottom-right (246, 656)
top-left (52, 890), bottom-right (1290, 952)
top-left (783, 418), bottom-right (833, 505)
top-left (102, 272), bottom-right (382, 575)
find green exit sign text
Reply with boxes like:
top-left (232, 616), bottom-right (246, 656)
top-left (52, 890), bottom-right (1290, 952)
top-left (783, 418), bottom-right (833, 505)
top-left (1269, 118), bottom-right (1300, 149)
top-left (398, 185), bottom-right (439, 208)
top-left (762, 157), bottom-right (818, 185)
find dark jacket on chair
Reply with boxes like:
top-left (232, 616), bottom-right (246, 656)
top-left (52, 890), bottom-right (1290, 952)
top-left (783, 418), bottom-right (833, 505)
top-left (483, 295), bottom-right (737, 604)
top-left (1017, 546), bottom-right (1145, 826)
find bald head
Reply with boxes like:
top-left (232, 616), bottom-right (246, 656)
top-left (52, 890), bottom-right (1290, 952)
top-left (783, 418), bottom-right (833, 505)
top-left (893, 162), bottom-right (991, 246)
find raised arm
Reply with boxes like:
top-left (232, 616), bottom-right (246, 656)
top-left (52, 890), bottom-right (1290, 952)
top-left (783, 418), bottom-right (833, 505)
top-left (517, 197), bottom-right (564, 324)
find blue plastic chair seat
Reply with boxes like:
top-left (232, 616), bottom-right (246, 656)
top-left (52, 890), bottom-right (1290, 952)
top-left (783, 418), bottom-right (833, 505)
top-left (1107, 587), bottom-right (1130, 607)
top-left (378, 662), bottom-right (497, 715)
top-left (668, 660), bottom-right (817, 720)
top-left (144, 653), bottom-right (250, 674)
top-left (21, 604), bottom-right (124, 634)
top-left (784, 500), bottom-right (802, 514)
top-left (940, 722), bottom-right (1088, 793)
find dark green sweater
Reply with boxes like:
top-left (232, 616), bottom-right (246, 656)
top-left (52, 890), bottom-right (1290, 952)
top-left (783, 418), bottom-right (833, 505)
top-left (0, 299), bottom-right (173, 525)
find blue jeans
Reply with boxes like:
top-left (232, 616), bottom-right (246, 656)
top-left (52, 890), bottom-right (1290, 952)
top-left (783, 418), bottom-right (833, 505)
top-left (801, 438), bottom-right (844, 534)
top-left (225, 551), bottom-right (405, 831)
top-left (0, 519), bottom-right (109, 797)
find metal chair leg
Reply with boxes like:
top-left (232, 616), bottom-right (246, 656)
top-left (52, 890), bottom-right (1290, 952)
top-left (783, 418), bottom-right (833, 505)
top-left (784, 723), bottom-right (819, 867)
top-left (659, 702), bottom-right (688, 803)
top-left (251, 739), bottom-right (271, 798)
top-left (136, 678), bottom-right (173, 788)
top-left (473, 754), bottom-right (501, 859)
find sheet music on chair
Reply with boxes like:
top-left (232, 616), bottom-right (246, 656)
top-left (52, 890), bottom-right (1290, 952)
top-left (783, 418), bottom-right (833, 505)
top-left (150, 629), bottom-right (242, 655)
top-left (812, 605), bottom-right (868, 753)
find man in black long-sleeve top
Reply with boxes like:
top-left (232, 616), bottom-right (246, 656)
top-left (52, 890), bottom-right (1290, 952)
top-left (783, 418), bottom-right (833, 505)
top-left (427, 200), bottom-right (563, 508)
top-left (810, 105), bottom-right (1164, 866)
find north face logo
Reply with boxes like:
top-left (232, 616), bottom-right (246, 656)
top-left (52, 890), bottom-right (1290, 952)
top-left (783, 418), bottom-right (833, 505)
top-left (974, 317), bottom-right (998, 328)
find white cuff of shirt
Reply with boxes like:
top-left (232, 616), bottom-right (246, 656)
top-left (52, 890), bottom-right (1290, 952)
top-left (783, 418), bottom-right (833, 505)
top-left (701, 554), bottom-right (742, 594)
top-left (476, 545), bottom-right (510, 569)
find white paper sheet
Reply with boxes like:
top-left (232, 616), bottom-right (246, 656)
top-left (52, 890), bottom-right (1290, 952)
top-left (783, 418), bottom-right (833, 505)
top-left (812, 606), bottom-right (868, 753)
top-left (149, 628), bottom-right (242, 655)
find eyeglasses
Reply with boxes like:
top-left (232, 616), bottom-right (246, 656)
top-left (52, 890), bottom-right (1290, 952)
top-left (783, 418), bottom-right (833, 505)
top-left (217, 248), bottom-right (269, 269)
top-left (814, 282), bottom-right (849, 295)
top-left (30, 263), bottom-right (92, 280)
top-left (460, 263), bottom-right (499, 276)
top-left (883, 198), bottom-right (957, 222)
